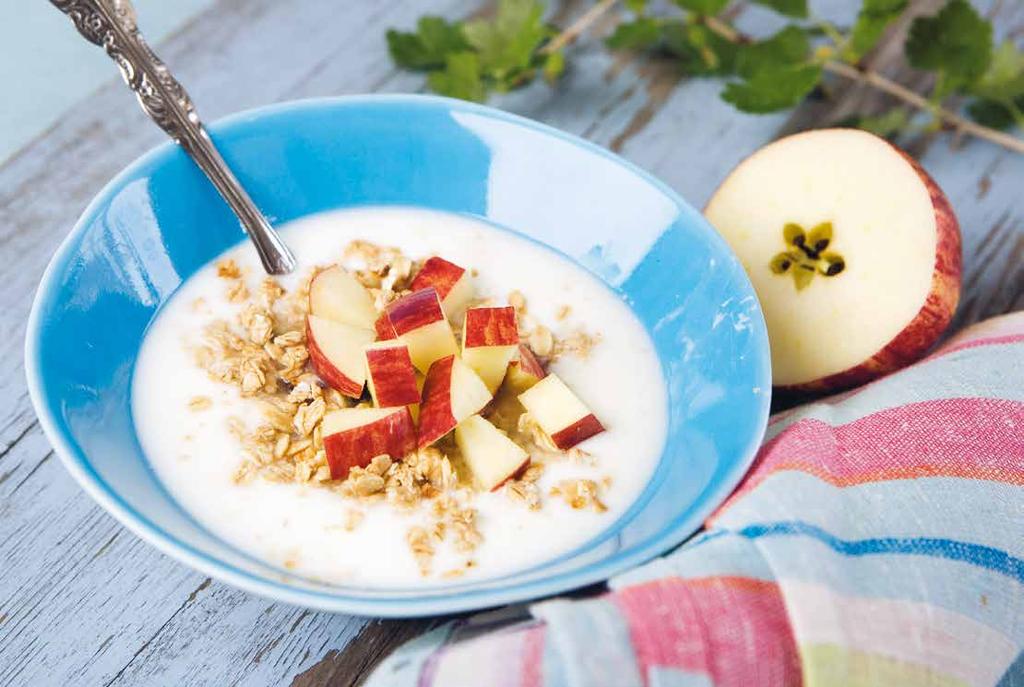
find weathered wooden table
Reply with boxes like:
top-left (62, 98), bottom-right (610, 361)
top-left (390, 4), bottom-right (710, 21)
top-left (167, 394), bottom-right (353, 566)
top-left (2, 1), bottom-right (1021, 684)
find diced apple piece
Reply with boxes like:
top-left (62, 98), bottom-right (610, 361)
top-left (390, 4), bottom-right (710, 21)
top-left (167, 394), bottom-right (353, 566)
top-left (383, 288), bottom-right (458, 373)
top-left (306, 315), bottom-right (375, 398)
top-left (418, 355), bottom-right (493, 447)
top-left (375, 312), bottom-right (397, 341)
top-left (704, 128), bottom-right (961, 391)
top-left (308, 265), bottom-right (377, 330)
top-left (410, 256), bottom-right (474, 318)
top-left (502, 343), bottom-right (547, 394)
top-left (365, 341), bottom-right (420, 408)
top-left (517, 374), bottom-right (604, 450)
top-left (322, 406), bottom-right (416, 479)
top-left (462, 306), bottom-right (519, 392)
top-left (455, 415), bottom-right (530, 491)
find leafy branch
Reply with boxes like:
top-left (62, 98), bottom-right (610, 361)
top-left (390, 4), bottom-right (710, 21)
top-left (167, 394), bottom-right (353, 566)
top-left (386, 0), bottom-right (1024, 154)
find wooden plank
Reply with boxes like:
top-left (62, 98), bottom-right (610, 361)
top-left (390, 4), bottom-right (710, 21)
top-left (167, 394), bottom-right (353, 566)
top-left (1, 0), bottom-right (1021, 684)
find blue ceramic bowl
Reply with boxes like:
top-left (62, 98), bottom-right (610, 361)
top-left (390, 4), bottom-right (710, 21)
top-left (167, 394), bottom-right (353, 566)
top-left (26, 95), bottom-right (770, 616)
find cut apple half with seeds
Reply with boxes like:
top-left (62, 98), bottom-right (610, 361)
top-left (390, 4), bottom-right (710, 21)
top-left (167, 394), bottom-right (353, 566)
top-left (462, 306), bottom-right (519, 393)
top-left (383, 288), bottom-right (459, 373)
top-left (308, 265), bottom-right (378, 330)
top-left (365, 341), bottom-right (420, 408)
top-left (418, 355), bottom-right (493, 448)
top-left (502, 343), bottom-right (547, 394)
top-left (704, 128), bottom-right (960, 391)
top-left (322, 406), bottom-right (416, 479)
top-left (455, 415), bottom-right (529, 491)
top-left (306, 315), bottom-right (375, 398)
top-left (410, 256), bottom-right (474, 319)
top-left (517, 374), bottom-right (604, 450)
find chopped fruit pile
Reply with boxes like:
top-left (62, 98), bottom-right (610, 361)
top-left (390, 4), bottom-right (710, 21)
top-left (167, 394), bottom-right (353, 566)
top-left (195, 243), bottom-right (608, 578)
top-left (304, 255), bottom-right (606, 488)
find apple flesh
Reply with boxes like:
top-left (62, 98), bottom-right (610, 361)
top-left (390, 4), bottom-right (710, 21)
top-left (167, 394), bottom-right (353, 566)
top-left (461, 306), bottom-right (519, 392)
top-left (455, 415), bottom-right (530, 491)
top-left (502, 343), bottom-right (547, 394)
top-left (410, 256), bottom-right (474, 318)
top-left (322, 406), bottom-right (416, 479)
top-left (306, 315), bottom-right (375, 398)
top-left (383, 288), bottom-right (459, 373)
top-left (308, 265), bottom-right (378, 330)
top-left (517, 374), bottom-right (604, 450)
top-left (418, 354), bottom-right (493, 448)
top-left (704, 128), bottom-right (960, 391)
top-left (365, 341), bottom-right (420, 408)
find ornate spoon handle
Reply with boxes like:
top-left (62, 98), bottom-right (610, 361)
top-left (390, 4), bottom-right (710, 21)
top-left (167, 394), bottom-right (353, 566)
top-left (50, 0), bottom-right (296, 275)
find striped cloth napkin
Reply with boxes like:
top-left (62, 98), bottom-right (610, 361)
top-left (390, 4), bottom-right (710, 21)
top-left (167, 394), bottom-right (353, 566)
top-left (367, 311), bottom-right (1024, 687)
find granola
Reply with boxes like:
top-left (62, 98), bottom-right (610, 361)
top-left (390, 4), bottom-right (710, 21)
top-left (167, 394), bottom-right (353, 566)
top-left (195, 240), bottom-right (608, 578)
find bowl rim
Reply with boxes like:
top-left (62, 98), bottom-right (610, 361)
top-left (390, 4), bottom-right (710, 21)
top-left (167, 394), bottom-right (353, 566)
top-left (24, 93), bottom-right (771, 617)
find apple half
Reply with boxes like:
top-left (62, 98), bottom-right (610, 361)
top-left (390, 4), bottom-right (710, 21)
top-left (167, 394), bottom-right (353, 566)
top-left (306, 315), bottom-right (375, 398)
top-left (418, 355), bottom-right (493, 447)
top-left (308, 265), bottom-right (378, 330)
top-left (455, 415), bottom-right (530, 491)
top-left (322, 406), bottom-right (416, 479)
top-left (502, 343), bottom-right (547, 394)
top-left (382, 288), bottom-right (459, 373)
top-left (462, 306), bottom-right (519, 392)
top-left (410, 256), bottom-right (474, 318)
top-left (365, 341), bottom-right (420, 408)
top-left (517, 374), bottom-right (604, 450)
top-left (704, 128), bottom-right (960, 391)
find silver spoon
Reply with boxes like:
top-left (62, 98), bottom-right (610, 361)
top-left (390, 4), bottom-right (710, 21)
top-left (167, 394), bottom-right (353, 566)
top-left (51, 0), bottom-right (297, 275)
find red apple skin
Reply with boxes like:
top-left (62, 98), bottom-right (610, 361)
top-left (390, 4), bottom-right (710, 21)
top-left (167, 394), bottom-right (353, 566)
top-left (410, 257), bottom-right (465, 300)
top-left (417, 355), bottom-right (457, 448)
top-left (779, 145), bottom-right (961, 393)
top-left (375, 313), bottom-right (397, 341)
top-left (489, 457), bottom-right (532, 492)
top-left (516, 344), bottom-right (546, 379)
top-left (306, 320), bottom-right (364, 398)
top-left (550, 414), bottom-right (605, 450)
top-left (366, 346), bottom-right (420, 407)
top-left (385, 288), bottom-right (445, 336)
top-left (323, 408), bottom-right (416, 480)
top-left (464, 306), bottom-right (519, 347)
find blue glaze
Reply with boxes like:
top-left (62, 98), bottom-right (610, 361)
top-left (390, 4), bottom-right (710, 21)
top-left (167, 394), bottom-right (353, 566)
top-left (25, 95), bottom-right (770, 617)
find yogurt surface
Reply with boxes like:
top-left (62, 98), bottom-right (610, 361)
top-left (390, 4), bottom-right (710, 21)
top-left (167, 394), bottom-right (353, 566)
top-left (132, 207), bottom-right (668, 587)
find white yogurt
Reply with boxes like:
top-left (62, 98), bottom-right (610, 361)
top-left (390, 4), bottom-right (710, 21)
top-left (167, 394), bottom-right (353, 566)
top-left (133, 207), bottom-right (667, 587)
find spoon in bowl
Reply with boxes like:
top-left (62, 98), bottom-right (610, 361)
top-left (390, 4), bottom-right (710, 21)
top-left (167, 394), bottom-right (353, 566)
top-left (50, 0), bottom-right (297, 275)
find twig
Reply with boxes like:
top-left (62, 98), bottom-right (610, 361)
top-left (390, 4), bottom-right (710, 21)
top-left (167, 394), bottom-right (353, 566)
top-left (701, 15), bottom-right (1024, 155)
top-left (542, 0), bottom-right (619, 55)
top-left (540, 2), bottom-right (1024, 154)
top-left (822, 61), bottom-right (1024, 154)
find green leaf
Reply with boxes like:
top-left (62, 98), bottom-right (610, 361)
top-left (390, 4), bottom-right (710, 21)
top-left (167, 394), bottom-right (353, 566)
top-left (605, 17), bottom-right (663, 51)
top-left (736, 26), bottom-right (810, 79)
top-left (905, 0), bottom-right (992, 97)
top-left (722, 63), bottom-right (822, 113)
top-left (855, 108), bottom-right (910, 137)
top-left (463, 0), bottom-right (550, 80)
top-left (542, 50), bottom-right (565, 84)
top-left (386, 16), bottom-right (468, 70)
top-left (625, 0), bottom-right (648, 13)
top-left (971, 41), bottom-right (1024, 101)
top-left (967, 97), bottom-right (1024, 130)
top-left (849, 0), bottom-right (908, 59)
top-left (672, 0), bottom-right (729, 14)
top-left (750, 0), bottom-right (808, 19)
top-left (663, 22), bottom-right (740, 75)
top-left (427, 52), bottom-right (487, 101)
